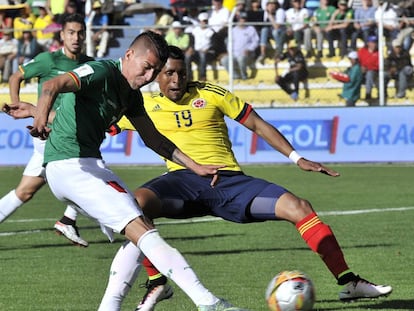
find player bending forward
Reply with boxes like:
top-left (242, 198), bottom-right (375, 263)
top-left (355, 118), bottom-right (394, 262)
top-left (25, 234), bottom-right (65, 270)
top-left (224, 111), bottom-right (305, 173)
top-left (101, 45), bottom-right (392, 311)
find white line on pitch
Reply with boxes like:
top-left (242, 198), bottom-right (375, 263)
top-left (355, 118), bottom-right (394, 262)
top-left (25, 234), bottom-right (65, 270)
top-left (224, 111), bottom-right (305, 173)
top-left (1, 206), bottom-right (414, 236)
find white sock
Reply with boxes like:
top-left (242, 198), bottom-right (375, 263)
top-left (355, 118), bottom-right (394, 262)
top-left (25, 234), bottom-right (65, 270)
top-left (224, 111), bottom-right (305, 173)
top-left (0, 190), bottom-right (24, 223)
top-left (98, 241), bottom-right (143, 311)
top-left (63, 205), bottom-right (78, 220)
top-left (138, 229), bottom-right (218, 306)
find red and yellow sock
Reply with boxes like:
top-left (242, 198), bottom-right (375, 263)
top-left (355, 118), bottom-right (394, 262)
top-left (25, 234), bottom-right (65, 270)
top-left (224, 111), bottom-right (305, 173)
top-left (296, 212), bottom-right (349, 279)
top-left (142, 257), bottom-right (163, 281)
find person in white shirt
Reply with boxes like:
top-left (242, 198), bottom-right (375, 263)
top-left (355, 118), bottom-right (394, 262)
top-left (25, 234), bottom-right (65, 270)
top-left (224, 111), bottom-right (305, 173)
top-left (191, 12), bottom-right (216, 81)
top-left (221, 11), bottom-right (260, 79)
top-left (374, 0), bottom-right (399, 52)
top-left (285, 0), bottom-right (310, 49)
top-left (208, 0), bottom-right (230, 33)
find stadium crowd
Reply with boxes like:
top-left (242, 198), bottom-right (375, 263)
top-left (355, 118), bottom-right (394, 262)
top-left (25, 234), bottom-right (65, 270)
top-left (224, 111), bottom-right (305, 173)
top-left (0, 0), bottom-right (413, 103)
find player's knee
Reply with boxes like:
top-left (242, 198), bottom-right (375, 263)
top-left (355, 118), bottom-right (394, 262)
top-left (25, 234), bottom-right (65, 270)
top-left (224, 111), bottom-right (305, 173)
top-left (291, 197), bottom-right (313, 219)
top-left (134, 188), bottom-right (162, 219)
top-left (14, 188), bottom-right (35, 202)
top-left (276, 193), bottom-right (313, 222)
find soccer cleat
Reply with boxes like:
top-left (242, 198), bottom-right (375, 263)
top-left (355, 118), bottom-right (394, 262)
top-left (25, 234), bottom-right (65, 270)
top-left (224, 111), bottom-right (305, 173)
top-left (338, 276), bottom-right (392, 301)
top-left (135, 276), bottom-right (173, 311)
top-left (198, 298), bottom-right (251, 311)
top-left (54, 221), bottom-right (88, 247)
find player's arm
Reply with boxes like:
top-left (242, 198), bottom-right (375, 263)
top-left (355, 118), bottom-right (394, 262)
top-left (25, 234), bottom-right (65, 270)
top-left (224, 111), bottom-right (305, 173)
top-left (30, 73), bottom-right (77, 139)
top-left (126, 113), bottom-right (225, 181)
top-left (242, 109), bottom-right (339, 177)
top-left (9, 69), bottom-right (25, 105)
top-left (2, 102), bottom-right (56, 123)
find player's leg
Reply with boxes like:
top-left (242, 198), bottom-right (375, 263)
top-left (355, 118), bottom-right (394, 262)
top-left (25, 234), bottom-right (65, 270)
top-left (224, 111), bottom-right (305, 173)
top-left (0, 140), bottom-right (47, 222)
top-left (131, 174), bottom-right (216, 311)
top-left (126, 222), bottom-right (247, 310)
top-left (0, 175), bottom-right (45, 222)
top-left (47, 159), bottom-right (248, 311)
top-left (249, 184), bottom-right (392, 301)
top-left (131, 188), bottom-right (177, 311)
top-left (98, 240), bottom-right (143, 311)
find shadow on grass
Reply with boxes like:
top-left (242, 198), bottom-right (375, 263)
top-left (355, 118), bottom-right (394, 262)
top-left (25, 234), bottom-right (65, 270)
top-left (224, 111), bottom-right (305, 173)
top-left (316, 298), bottom-right (413, 310)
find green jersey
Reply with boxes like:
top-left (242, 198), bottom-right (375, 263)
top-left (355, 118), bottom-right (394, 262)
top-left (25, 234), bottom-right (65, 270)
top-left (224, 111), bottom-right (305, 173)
top-left (313, 6), bottom-right (336, 29)
top-left (44, 59), bottom-right (147, 164)
top-left (19, 48), bottom-right (94, 110)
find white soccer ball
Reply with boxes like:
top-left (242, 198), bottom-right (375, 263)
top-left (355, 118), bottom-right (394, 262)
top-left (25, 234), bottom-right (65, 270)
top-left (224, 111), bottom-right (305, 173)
top-left (265, 270), bottom-right (315, 311)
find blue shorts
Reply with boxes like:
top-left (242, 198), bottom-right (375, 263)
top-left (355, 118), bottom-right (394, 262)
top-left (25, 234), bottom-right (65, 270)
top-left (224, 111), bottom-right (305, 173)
top-left (141, 170), bottom-right (289, 223)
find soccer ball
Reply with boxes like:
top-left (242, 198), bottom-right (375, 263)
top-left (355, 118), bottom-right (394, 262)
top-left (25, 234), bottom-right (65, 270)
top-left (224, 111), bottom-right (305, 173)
top-left (265, 270), bottom-right (315, 311)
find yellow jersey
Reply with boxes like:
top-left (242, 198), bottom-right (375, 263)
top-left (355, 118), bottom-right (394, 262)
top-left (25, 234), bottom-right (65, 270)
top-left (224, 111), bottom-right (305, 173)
top-left (115, 82), bottom-right (252, 172)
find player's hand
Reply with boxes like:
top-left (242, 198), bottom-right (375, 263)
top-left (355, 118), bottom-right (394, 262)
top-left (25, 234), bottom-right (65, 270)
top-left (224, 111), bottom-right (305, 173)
top-left (297, 158), bottom-right (340, 177)
top-left (192, 164), bottom-right (226, 187)
top-left (28, 113), bottom-right (51, 140)
top-left (2, 102), bottom-right (35, 119)
top-left (27, 125), bottom-right (51, 140)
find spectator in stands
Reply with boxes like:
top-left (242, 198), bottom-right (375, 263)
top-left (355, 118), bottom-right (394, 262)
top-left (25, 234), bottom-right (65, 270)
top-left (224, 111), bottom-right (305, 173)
top-left (191, 12), bottom-right (216, 81)
top-left (350, 0), bottom-right (376, 50)
top-left (247, 0), bottom-right (265, 34)
top-left (85, 0), bottom-right (110, 58)
top-left (375, 0), bottom-right (399, 53)
top-left (0, 8), bottom-right (13, 39)
top-left (13, 5), bottom-right (36, 41)
top-left (209, 0), bottom-right (230, 33)
top-left (33, 2), bottom-right (55, 51)
top-left (274, 40), bottom-right (308, 101)
top-left (325, 0), bottom-right (354, 58)
top-left (222, 11), bottom-right (260, 79)
top-left (395, 0), bottom-right (414, 52)
top-left (233, 0), bottom-right (248, 22)
top-left (304, 0), bottom-right (320, 17)
top-left (257, 0), bottom-right (286, 64)
top-left (181, 7), bottom-right (200, 34)
top-left (17, 30), bottom-right (42, 67)
top-left (153, 8), bottom-right (174, 35)
top-left (0, 30), bottom-right (18, 83)
top-left (165, 21), bottom-right (194, 80)
top-left (348, 0), bottom-right (364, 10)
top-left (340, 51), bottom-right (363, 106)
top-left (358, 35), bottom-right (379, 102)
top-left (48, 33), bottom-right (63, 52)
top-left (47, 0), bottom-right (68, 23)
top-left (384, 39), bottom-right (413, 98)
top-left (208, 0), bottom-right (230, 61)
top-left (57, 0), bottom-right (79, 25)
top-left (285, 0), bottom-right (310, 49)
top-left (304, 0), bottom-right (336, 58)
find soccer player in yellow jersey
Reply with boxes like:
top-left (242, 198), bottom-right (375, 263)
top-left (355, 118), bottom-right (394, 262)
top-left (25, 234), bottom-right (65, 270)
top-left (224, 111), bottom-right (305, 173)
top-left (101, 46), bottom-right (392, 311)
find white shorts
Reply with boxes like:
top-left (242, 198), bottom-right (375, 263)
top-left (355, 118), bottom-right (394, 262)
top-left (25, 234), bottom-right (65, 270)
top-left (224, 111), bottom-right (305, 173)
top-left (23, 137), bottom-right (46, 177)
top-left (45, 158), bottom-right (142, 234)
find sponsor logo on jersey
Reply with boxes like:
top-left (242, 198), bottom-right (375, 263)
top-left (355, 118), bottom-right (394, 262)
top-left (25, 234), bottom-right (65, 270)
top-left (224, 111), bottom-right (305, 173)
top-left (152, 104), bottom-right (161, 111)
top-left (73, 64), bottom-right (94, 77)
top-left (191, 98), bottom-right (206, 109)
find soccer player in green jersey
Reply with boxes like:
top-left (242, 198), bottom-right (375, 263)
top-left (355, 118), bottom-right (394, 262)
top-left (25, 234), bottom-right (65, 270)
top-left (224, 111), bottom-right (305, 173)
top-left (0, 13), bottom-right (92, 247)
top-left (101, 46), bottom-right (392, 311)
top-left (11, 31), bottom-right (249, 311)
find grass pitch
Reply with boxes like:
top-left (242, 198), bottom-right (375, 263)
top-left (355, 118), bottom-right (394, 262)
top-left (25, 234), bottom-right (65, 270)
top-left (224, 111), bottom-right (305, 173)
top-left (0, 164), bottom-right (413, 310)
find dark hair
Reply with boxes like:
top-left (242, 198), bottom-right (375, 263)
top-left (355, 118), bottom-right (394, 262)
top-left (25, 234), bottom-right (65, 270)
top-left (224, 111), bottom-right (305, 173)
top-left (130, 31), bottom-right (169, 65)
top-left (62, 13), bottom-right (86, 30)
top-left (168, 45), bottom-right (185, 61)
